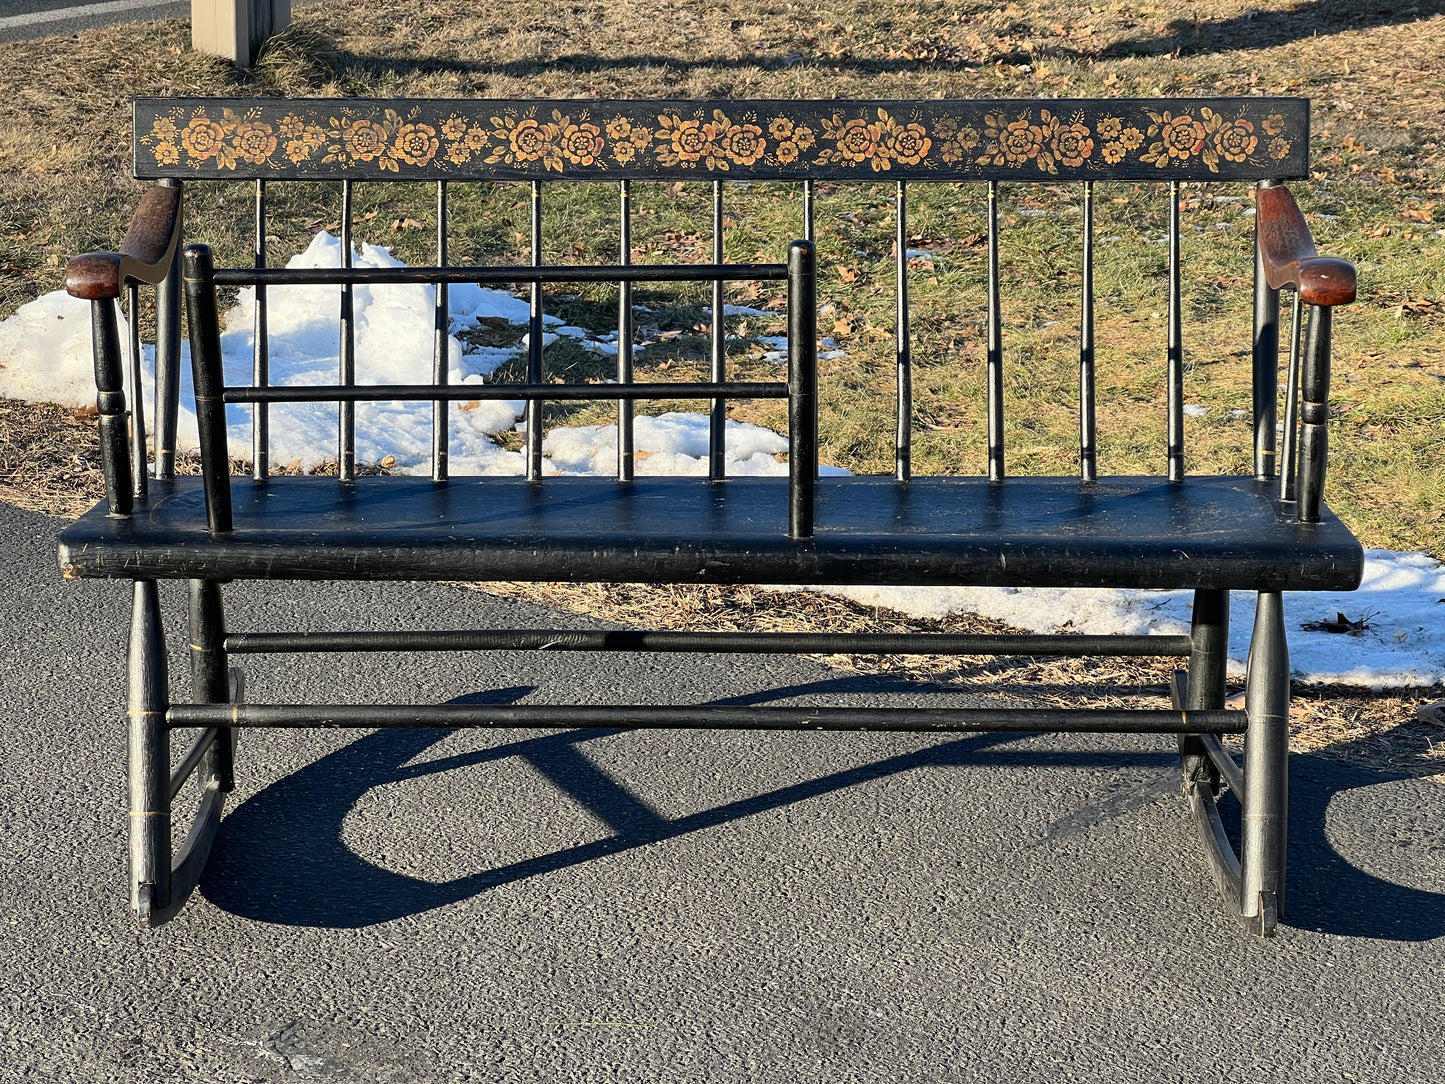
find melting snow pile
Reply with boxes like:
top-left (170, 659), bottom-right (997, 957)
top-left (2, 232), bottom-right (1441, 687)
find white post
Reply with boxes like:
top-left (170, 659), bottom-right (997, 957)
top-left (191, 0), bottom-right (291, 67)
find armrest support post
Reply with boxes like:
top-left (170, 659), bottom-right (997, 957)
top-left (787, 239), bottom-right (817, 540)
top-left (1295, 305), bottom-right (1333, 524)
top-left (181, 244), bottom-right (234, 535)
top-left (89, 299), bottom-right (134, 516)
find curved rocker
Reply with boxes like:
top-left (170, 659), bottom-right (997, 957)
top-left (1176, 590), bottom-right (1289, 938)
top-left (129, 580), bottom-right (239, 928)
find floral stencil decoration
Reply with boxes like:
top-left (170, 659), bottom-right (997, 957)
top-left (137, 99), bottom-right (1309, 180)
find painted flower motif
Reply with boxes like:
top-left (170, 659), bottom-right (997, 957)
top-left (933, 115), bottom-right (959, 139)
top-left (883, 122), bottom-right (930, 166)
top-left (153, 141), bottom-right (180, 166)
top-left (791, 125), bottom-right (815, 151)
top-left (446, 143), bottom-right (472, 165)
top-left (343, 120), bottom-right (389, 162)
top-left (508, 118), bottom-right (549, 161)
top-left (607, 117), bottom-right (633, 141)
top-left (279, 114), bottom-right (306, 140)
top-left (1263, 113), bottom-right (1286, 136)
top-left (558, 120), bottom-right (604, 166)
top-left (629, 125), bottom-right (654, 149)
top-left (613, 140), bottom-right (636, 165)
top-left (1120, 126), bottom-right (1144, 151)
top-left (775, 140), bottom-right (799, 164)
top-left (1212, 118), bottom-right (1256, 163)
top-left (1158, 112), bottom-right (1206, 159)
top-left (665, 117), bottom-right (710, 162)
top-left (715, 120), bottom-right (766, 166)
top-left (181, 117), bottom-right (226, 162)
top-left (442, 115), bottom-right (468, 141)
top-left (390, 123), bottom-right (439, 166)
top-left (151, 117), bottom-right (178, 142)
top-left (835, 117), bottom-right (881, 163)
top-left (999, 118), bottom-right (1045, 166)
top-left (1269, 137), bottom-right (1291, 160)
top-left (232, 121), bottom-right (277, 166)
top-left (1051, 121), bottom-right (1093, 168)
top-left (464, 126), bottom-right (489, 151)
top-left (1097, 116), bottom-right (1122, 140)
top-left (286, 140), bottom-right (312, 164)
top-left (1103, 141), bottom-right (1126, 164)
top-left (769, 117), bottom-right (794, 140)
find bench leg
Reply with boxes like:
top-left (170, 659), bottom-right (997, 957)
top-left (127, 580), bottom-right (237, 928)
top-left (1240, 589), bottom-right (1289, 935)
top-left (189, 580), bottom-right (236, 794)
top-left (1180, 588), bottom-right (1228, 788)
top-left (127, 580), bottom-right (171, 925)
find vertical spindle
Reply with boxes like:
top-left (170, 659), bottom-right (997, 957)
top-left (253, 179), bottom-right (269, 479)
top-left (153, 178), bottom-right (182, 481)
top-left (91, 298), bottom-right (133, 516)
top-left (986, 181), bottom-right (1004, 482)
top-left (788, 240), bottom-right (818, 540)
top-left (126, 284), bottom-right (148, 503)
top-left (1167, 180), bottom-right (1184, 481)
top-left (1079, 181), bottom-right (1097, 483)
top-left (339, 180), bottom-right (355, 482)
top-left (803, 178), bottom-right (815, 243)
top-left (1279, 292), bottom-right (1303, 503)
top-left (710, 180), bottom-right (726, 479)
top-left (1253, 181), bottom-right (1282, 481)
top-left (618, 180), bottom-right (635, 480)
top-left (433, 181), bottom-right (449, 482)
top-left (527, 180), bottom-right (544, 482)
top-left (895, 179), bottom-right (911, 481)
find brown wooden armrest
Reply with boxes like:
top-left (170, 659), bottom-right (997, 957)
top-left (65, 185), bottom-right (181, 301)
top-left (1256, 184), bottom-right (1356, 307)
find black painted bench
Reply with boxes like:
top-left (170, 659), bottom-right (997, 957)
top-left (60, 97), bottom-right (1361, 934)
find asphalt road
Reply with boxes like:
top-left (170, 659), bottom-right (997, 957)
top-left (3, 496), bottom-right (1444, 1082)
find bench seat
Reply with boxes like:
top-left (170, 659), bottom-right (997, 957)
top-left (59, 475), bottom-right (1363, 591)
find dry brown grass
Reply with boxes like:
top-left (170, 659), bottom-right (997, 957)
top-left (3, 0), bottom-right (1444, 776)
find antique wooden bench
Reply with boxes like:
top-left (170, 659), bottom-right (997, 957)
top-left (60, 97), bottom-right (1360, 935)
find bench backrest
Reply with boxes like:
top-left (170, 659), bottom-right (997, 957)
top-left (90, 98), bottom-right (1329, 533)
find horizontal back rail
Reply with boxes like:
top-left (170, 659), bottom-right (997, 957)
top-left (136, 97), bottom-right (1309, 182)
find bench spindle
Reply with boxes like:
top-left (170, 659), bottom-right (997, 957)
top-left (339, 180), bottom-right (356, 482)
top-left (710, 180), bottom-right (726, 479)
top-left (1167, 180), bottom-right (1184, 482)
top-left (125, 284), bottom-right (148, 504)
top-left (527, 180), bottom-right (544, 481)
top-left (433, 181), bottom-right (450, 482)
top-left (895, 179), bottom-right (912, 481)
top-left (181, 244), bottom-right (233, 535)
top-left (1079, 182), bottom-right (1097, 483)
top-left (153, 178), bottom-right (183, 481)
top-left (618, 180), bottom-right (635, 481)
top-left (252, 179), bottom-right (270, 479)
top-left (1280, 291), bottom-right (1304, 502)
top-left (986, 181), bottom-right (1004, 482)
top-left (787, 238), bottom-right (817, 539)
top-left (1252, 180), bottom-right (1282, 481)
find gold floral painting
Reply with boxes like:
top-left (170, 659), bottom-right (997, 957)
top-left (136, 99), bottom-right (1308, 181)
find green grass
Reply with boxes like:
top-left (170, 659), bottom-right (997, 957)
top-left (2, 0), bottom-right (1443, 555)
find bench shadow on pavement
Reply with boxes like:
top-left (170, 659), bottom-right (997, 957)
top-left (200, 679), bottom-right (1445, 941)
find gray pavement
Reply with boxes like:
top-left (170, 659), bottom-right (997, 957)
top-left (0, 0), bottom-right (324, 46)
top-left (2, 496), bottom-right (1444, 1082)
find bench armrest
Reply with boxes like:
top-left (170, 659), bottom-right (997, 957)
top-left (1256, 184), bottom-right (1356, 307)
top-left (65, 185), bottom-right (181, 301)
